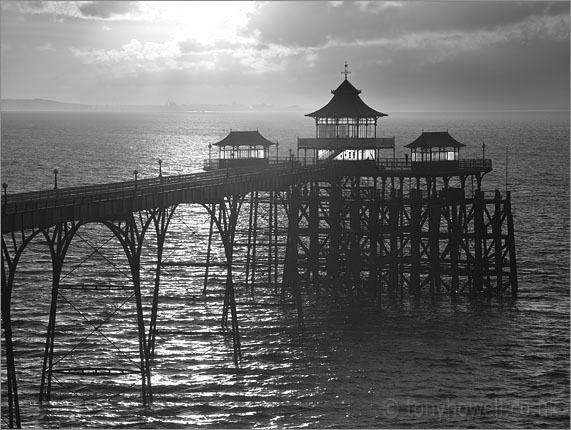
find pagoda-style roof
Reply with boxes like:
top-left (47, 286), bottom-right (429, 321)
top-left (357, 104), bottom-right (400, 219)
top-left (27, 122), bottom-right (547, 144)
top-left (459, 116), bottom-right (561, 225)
top-left (212, 130), bottom-right (276, 147)
top-left (305, 78), bottom-right (387, 119)
top-left (404, 131), bottom-right (466, 149)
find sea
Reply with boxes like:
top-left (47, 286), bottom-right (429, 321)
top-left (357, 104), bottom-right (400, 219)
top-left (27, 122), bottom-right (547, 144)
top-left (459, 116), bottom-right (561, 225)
top-left (1, 110), bottom-right (569, 428)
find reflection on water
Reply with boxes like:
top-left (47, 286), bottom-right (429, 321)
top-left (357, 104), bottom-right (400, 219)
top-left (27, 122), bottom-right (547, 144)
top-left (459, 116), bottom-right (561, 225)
top-left (1, 111), bottom-right (569, 428)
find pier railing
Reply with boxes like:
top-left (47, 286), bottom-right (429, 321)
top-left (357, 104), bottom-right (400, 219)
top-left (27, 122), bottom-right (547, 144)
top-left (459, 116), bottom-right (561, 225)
top-left (274, 156), bottom-right (492, 171)
top-left (6, 166), bottom-right (279, 206)
top-left (1, 161), bottom-right (333, 233)
top-left (3, 157), bottom-right (492, 209)
top-left (1, 156), bottom-right (492, 233)
top-left (374, 158), bottom-right (492, 171)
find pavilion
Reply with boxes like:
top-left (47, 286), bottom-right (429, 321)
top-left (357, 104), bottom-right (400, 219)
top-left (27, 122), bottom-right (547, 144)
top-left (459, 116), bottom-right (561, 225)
top-left (297, 63), bottom-right (395, 164)
top-left (205, 130), bottom-right (276, 170)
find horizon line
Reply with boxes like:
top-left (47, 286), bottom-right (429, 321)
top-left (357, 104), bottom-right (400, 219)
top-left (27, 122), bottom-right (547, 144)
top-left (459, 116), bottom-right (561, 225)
top-left (2, 98), bottom-right (569, 114)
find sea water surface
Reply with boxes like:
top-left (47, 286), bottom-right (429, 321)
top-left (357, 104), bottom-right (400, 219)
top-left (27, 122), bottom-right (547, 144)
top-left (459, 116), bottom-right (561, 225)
top-left (1, 110), bottom-right (569, 428)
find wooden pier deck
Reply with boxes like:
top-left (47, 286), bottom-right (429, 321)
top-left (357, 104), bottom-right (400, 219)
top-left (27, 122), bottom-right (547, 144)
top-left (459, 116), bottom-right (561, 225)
top-left (1, 158), bottom-right (491, 234)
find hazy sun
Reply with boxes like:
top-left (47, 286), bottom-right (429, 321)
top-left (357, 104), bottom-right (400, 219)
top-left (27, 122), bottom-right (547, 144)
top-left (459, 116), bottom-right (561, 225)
top-left (148, 1), bottom-right (257, 45)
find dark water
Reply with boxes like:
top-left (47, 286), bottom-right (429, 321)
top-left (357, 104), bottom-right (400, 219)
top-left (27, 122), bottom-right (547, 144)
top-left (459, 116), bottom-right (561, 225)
top-left (1, 111), bottom-right (569, 428)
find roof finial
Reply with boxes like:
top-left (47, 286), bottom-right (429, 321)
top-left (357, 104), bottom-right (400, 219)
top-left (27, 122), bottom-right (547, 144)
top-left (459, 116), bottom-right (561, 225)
top-left (342, 61), bottom-right (351, 80)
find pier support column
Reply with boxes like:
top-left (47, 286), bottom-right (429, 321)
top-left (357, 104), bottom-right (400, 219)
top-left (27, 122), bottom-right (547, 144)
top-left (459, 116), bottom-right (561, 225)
top-left (282, 185), bottom-right (304, 325)
top-left (309, 182), bottom-right (320, 289)
top-left (349, 177), bottom-right (362, 293)
top-left (448, 196), bottom-right (460, 296)
top-left (147, 206), bottom-right (177, 357)
top-left (473, 190), bottom-right (485, 295)
top-left (492, 190), bottom-right (504, 295)
top-left (2, 230), bottom-right (44, 428)
top-left (105, 214), bottom-right (154, 405)
top-left (409, 189), bottom-right (422, 296)
top-left (368, 177), bottom-right (379, 301)
top-left (267, 191), bottom-right (274, 286)
top-left (245, 191), bottom-right (259, 294)
top-left (203, 194), bottom-right (245, 364)
top-left (388, 189), bottom-right (399, 298)
top-left (1, 239), bottom-right (22, 429)
top-left (327, 179), bottom-right (342, 294)
top-left (505, 191), bottom-right (518, 299)
top-left (428, 197), bottom-right (442, 298)
top-left (204, 203), bottom-right (215, 294)
top-left (377, 182), bottom-right (389, 304)
top-left (39, 222), bottom-right (83, 403)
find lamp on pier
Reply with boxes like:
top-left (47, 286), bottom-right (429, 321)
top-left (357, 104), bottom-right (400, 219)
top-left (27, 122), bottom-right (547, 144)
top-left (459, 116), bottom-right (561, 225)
top-left (158, 159), bottom-right (163, 179)
top-left (482, 142), bottom-right (486, 161)
top-left (276, 141), bottom-right (279, 162)
top-left (2, 182), bottom-right (7, 205)
top-left (133, 169), bottom-right (138, 189)
top-left (53, 168), bottom-right (59, 190)
top-left (208, 144), bottom-right (212, 165)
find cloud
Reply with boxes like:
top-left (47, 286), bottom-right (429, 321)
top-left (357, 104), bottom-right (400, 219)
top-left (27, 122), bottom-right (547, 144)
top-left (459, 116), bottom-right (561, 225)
top-left (241, 1), bottom-right (569, 49)
top-left (3, 1), bottom-right (568, 110)
top-left (1, 0), bottom-right (144, 21)
top-left (237, 1), bottom-right (569, 79)
top-left (77, 1), bottom-right (141, 19)
top-left (71, 38), bottom-right (182, 74)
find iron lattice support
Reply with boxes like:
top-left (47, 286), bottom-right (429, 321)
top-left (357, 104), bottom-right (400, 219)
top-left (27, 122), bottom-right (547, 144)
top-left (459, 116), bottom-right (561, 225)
top-left (35, 212), bottom-right (159, 407)
top-left (1, 228), bottom-right (46, 428)
top-left (236, 190), bottom-right (289, 294)
top-left (291, 174), bottom-right (517, 301)
top-left (104, 212), bottom-right (154, 405)
top-left (39, 221), bottom-right (84, 403)
top-left (1, 256), bottom-right (20, 429)
top-left (244, 191), bottom-right (259, 294)
top-left (282, 185), bottom-right (304, 325)
top-left (147, 206), bottom-right (178, 357)
top-left (203, 194), bottom-right (245, 364)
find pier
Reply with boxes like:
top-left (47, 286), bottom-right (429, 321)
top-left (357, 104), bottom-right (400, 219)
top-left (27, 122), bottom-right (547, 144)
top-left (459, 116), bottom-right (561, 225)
top-left (1, 73), bottom-right (517, 428)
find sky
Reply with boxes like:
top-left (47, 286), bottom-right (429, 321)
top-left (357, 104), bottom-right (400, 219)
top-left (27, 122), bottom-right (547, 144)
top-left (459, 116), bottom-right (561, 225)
top-left (1, 1), bottom-right (569, 112)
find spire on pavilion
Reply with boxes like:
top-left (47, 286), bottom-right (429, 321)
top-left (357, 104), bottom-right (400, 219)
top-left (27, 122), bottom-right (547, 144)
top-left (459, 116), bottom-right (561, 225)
top-left (342, 61), bottom-right (351, 80)
top-left (305, 65), bottom-right (386, 118)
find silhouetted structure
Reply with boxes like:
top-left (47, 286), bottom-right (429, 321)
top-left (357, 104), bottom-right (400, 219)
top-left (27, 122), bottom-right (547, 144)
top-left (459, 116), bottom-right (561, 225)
top-left (279, 70), bottom-right (514, 304)
top-left (298, 64), bottom-right (394, 163)
top-left (405, 130), bottom-right (464, 169)
top-left (1, 65), bottom-right (517, 428)
top-left (204, 130), bottom-right (276, 170)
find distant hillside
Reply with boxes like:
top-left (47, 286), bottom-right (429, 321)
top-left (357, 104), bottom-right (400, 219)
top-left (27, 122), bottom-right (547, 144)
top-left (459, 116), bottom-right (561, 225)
top-left (1, 98), bottom-right (307, 112)
top-left (2, 99), bottom-right (95, 112)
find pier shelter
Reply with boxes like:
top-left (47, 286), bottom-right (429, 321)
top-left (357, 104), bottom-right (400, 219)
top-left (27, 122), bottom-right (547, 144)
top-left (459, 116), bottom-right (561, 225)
top-left (297, 65), bottom-right (394, 164)
top-left (204, 130), bottom-right (276, 170)
top-left (405, 131), bottom-right (465, 170)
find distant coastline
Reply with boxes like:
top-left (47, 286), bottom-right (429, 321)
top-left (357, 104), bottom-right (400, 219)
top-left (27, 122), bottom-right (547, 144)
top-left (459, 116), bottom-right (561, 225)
top-left (2, 99), bottom-right (567, 115)
top-left (1, 98), bottom-right (308, 113)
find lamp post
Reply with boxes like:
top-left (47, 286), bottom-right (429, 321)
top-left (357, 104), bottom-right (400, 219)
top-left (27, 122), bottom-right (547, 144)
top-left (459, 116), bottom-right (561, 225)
top-left (133, 169), bottom-right (138, 190)
top-left (2, 182), bottom-right (7, 205)
top-left (276, 142), bottom-right (279, 162)
top-left (53, 168), bottom-right (59, 190)
top-left (158, 159), bottom-right (162, 179)
top-left (208, 144), bottom-right (212, 168)
top-left (482, 142), bottom-right (486, 161)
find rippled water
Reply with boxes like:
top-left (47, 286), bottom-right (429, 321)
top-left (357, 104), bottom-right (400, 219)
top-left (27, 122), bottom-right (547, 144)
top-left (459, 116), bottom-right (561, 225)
top-left (1, 111), bottom-right (569, 428)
